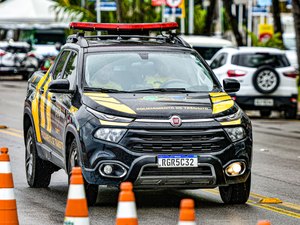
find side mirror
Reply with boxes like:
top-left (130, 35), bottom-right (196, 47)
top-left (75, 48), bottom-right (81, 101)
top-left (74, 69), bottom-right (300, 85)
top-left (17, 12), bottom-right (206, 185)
top-left (48, 79), bottom-right (74, 94)
top-left (223, 78), bottom-right (240, 93)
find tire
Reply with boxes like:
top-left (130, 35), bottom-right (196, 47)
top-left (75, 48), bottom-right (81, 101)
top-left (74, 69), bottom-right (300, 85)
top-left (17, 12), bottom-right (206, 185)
top-left (253, 66), bottom-right (280, 94)
top-left (68, 139), bottom-right (98, 206)
top-left (25, 127), bottom-right (53, 188)
top-left (260, 110), bottom-right (271, 118)
top-left (219, 173), bottom-right (251, 204)
top-left (284, 108), bottom-right (298, 119)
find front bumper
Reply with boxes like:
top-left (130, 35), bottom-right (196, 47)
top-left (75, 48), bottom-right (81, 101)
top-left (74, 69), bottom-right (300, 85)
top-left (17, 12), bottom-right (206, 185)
top-left (235, 95), bottom-right (298, 110)
top-left (80, 135), bottom-right (252, 189)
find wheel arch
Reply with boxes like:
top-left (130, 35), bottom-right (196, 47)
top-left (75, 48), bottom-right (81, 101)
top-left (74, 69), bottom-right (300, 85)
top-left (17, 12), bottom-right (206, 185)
top-left (64, 124), bottom-right (82, 172)
top-left (23, 107), bottom-right (34, 144)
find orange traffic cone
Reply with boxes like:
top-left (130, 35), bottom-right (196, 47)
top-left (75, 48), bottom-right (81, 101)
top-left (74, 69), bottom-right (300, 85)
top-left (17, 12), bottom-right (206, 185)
top-left (0, 147), bottom-right (19, 225)
top-left (64, 167), bottom-right (89, 225)
top-left (178, 199), bottom-right (196, 225)
top-left (116, 182), bottom-right (138, 225)
top-left (257, 221), bottom-right (271, 225)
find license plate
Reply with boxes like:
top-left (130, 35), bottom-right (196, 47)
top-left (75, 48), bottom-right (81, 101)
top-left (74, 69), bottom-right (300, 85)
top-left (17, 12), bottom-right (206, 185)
top-left (157, 154), bottom-right (198, 168)
top-left (254, 98), bottom-right (274, 106)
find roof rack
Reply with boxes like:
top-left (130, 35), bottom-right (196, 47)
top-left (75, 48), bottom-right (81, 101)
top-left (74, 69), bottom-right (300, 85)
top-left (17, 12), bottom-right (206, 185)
top-left (67, 22), bottom-right (191, 48)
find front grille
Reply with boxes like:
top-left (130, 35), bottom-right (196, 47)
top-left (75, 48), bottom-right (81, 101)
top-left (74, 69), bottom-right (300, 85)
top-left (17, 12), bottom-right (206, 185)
top-left (120, 129), bottom-right (230, 153)
top-left (141, 166), bottom-right (213, 177)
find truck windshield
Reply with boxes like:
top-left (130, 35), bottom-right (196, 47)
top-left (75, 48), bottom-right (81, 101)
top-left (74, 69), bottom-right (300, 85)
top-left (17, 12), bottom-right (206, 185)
top-left (84, 51), bottom-right (217, 92)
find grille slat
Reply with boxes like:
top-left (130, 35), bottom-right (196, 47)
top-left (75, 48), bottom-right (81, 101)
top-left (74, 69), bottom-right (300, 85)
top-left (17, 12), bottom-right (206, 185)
top-left (141, 166), bottom-right (213, 177)
top-left (120, 129), bottom-right (230, 153)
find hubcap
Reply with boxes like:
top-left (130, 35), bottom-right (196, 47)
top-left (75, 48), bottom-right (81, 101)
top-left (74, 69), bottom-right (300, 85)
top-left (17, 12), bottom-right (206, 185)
top-left (26, 136), bottom-right (33, 178)
top-left (257, 70), bottom-right (277, 91)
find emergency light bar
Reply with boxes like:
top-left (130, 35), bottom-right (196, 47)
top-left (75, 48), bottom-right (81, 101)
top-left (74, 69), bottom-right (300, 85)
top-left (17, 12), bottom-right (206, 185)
top-left (69, 22), bottom-right (178, 32)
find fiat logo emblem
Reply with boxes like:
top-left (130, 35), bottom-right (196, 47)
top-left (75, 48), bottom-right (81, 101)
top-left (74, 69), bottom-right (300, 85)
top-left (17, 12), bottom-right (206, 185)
top-left (170, 115), bottom-right (182, 127)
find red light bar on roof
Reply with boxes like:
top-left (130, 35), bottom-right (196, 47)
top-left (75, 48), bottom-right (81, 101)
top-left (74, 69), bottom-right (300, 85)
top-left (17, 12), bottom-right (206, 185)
top-left (69, 22), bottom-right (178, 32)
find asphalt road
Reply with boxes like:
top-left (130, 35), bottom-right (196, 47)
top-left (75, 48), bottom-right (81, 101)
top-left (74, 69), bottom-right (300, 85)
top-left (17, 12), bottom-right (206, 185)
top-left (0, 78), bottom-right (300, 225)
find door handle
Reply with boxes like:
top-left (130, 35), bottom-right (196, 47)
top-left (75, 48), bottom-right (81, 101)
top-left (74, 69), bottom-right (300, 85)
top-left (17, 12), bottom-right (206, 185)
top-left (51, 96), bottom-right (56, 102)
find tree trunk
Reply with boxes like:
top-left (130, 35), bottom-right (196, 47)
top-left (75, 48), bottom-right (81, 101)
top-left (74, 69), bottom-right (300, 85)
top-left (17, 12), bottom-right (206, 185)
top-left (116, 0), bottom-right (123, 22)
top-left (223, 0), bottom-right (244, 46)
top-left (203, 0), bottom-right (217, 35)
top-left (272, 0), bottom-right (283, 40)
top-left (292, 0), bottom-right (300, 85)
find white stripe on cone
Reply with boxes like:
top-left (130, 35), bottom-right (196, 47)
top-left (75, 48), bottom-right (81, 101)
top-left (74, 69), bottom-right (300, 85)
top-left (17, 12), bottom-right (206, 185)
top-left (178, 222), bottom-right (196, 225)
top-left (116, 202), bottom-right (137, 218)
top-left (67, 184), bottom-right (86, 199)
top-left (64, 217), bottom-right (89, 225)
top-left (0, 162), bottom-right (12, 173)
top-left (0, 188), bottom-right (15, 200)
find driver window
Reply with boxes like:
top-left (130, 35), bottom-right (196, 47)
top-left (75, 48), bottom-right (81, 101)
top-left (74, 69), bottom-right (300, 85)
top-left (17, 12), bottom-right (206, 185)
top-left (52, 51), bottom-right (70, 80)
top-left (62, 52), bottom-right (78, 88)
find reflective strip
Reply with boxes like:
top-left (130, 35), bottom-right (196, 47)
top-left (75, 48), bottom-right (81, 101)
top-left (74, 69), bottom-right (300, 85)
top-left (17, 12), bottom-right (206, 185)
top-left (116, 202), bottom-right (137, 218)
top-left (0, 162), bottom-right (11, 173)
top-left (64, 217), bottom-right (89, 225)
top-left (67, 184), bottom-right (86, 200)
top-left (0, 188), bottom-right (15, 200)
top-left (178, 222), bottom-right (196, 225)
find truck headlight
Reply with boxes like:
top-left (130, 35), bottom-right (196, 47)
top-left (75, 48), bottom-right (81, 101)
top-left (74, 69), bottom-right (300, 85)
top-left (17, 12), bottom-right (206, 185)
top-left (94, 128), bottom-right (127, 143)
top-left (224, 127), bottom-right (245, 142)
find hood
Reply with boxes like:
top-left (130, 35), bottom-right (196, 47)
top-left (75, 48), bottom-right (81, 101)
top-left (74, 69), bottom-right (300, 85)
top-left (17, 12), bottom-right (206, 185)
top-left (82, 92), bottom-right (235, 119)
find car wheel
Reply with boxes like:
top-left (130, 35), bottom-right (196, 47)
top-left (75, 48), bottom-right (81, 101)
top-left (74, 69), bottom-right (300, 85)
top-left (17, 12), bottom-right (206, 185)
top-left (284, 108), bottom-right (298, 119)
top-left (25, 127), bottom-right (53, 188)
top-left (219, 173), bottom-right (251, 204)
top-left (253, 66), bottom-right (280, 94)
top-left (260, 110), bottom-right (271, 118)
top-left (68, 139), bottom-right (98, 206)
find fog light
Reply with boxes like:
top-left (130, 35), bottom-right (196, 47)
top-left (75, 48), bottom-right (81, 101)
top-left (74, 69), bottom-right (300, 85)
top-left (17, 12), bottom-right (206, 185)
top-left (225, 162), bottom-right (245, 176)
top-left (103, 165), bottom-right (113, 175)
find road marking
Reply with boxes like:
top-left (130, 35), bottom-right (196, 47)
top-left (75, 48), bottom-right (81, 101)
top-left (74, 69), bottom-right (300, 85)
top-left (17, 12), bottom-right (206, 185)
top-left (203, 189), bottom-right (300, 219)
top-left (0, 129), bottom-right (23, 138)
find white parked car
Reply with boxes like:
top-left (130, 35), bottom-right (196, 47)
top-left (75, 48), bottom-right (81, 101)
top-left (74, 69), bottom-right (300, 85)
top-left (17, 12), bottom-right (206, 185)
top-left (181, 35), bottom-right (234, 64)
top-left (210, 47), bottom-right (298, 119)
top-left (0, 41), bottom-right (39, 80)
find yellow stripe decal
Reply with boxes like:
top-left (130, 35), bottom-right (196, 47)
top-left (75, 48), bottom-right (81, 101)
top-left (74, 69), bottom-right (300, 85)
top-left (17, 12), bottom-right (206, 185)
top-left (209, 92), bottom-right (228, 97)
top-left (220, 119), bottom-right (241, 126)
top-left (46, 93), bottom-right (52, 132)
top-left (211, 95), bottom-right (232, 103)
top-left (96, 101), bottom-right (136, 115)
top-left (32, 72), bottom-right (49, 143)
top-left (90, 97), bottom-right (120, 104)
top-left (70, 106), bottom-right (79, 114)
top-left (84, 92), bottom-right (110, 98)
top-left (212, 100), bottom-right (234, 114)
top-left (99, 120), bottom-right (130, 126)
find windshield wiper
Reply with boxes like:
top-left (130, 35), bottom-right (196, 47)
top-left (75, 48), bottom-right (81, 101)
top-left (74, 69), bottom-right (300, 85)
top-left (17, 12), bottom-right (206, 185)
top-left (84, 87), bottom-right (129, 93)
top-left (132, 88), bottom-right (194, 93)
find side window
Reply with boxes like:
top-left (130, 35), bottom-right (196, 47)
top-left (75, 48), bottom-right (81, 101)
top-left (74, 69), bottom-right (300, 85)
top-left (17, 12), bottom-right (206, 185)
top-left (52, 51), bottom-right (70, 80)
top-left (62, 52), bottom-right (78, 87)
top-left (210, 54), bottom-right (221, 69)
top-left (210, 53), bottom-right (227, 69)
